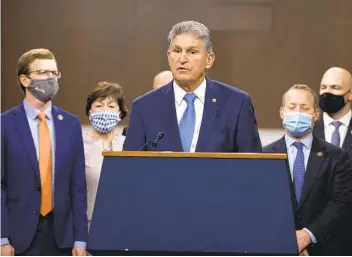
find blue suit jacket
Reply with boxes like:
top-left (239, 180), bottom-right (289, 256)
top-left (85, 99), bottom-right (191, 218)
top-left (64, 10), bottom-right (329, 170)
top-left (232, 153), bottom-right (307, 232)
top-left (123, 78), bottom-right (262, 152)
top-left (1, 103), bottom-right (88, 254)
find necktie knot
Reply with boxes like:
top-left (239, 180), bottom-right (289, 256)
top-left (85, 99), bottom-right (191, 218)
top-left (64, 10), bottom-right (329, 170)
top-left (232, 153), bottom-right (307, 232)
top-left (184, 93), bottom-right (196, 105)
top-left (293, 141), bottom-right (304, 151)
top-left (37, 112), bottom-right (46, 121)
top-left (331, 120), bottom-right (342, 129)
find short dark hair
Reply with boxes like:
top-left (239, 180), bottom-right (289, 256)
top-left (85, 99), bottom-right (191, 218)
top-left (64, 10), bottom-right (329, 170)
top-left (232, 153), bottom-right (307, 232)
top-left (17, 48), bottom-right (56, 92)
top-left (85, 81), bottom-right (128, 120)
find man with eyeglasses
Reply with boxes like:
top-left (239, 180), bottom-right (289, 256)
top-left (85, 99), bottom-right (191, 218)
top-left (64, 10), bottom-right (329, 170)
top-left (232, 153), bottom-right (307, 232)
top-left (1, 49), bottom-right (88, 255)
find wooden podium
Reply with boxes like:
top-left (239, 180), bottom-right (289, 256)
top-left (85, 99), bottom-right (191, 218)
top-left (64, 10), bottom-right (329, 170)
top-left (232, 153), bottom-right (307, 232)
top-left (87, 152), bottom-right (298, 255)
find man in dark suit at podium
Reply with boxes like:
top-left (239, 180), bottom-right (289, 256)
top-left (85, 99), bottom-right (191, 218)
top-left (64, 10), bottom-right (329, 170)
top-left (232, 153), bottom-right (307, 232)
top-left (313, 67), bottom-right (352, 161)
top-left (263, 84), bottom-right (352, 255)
top-left (124, 21), bottom-right (262, 153)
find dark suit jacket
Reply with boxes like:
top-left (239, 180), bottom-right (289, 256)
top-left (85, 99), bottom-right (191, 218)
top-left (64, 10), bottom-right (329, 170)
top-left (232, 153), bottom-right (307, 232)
top-left (263, 135), bottom-right (352, 255)
top-left (123, 77), bottom-right (262, 152)
top-left (313, 116), bottom-right (352, 160)
top-left (1, 103), bottom-right (88, 254)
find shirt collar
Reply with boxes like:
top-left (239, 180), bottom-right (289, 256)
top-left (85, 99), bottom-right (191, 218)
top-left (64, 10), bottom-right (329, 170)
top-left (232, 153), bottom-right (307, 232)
top-left (323, 110), bottom-right (352, 127)
top-left (284, 132), bottom-right (313, 150)
top-left (23, 99), bottom-right (53, 120)
top-left (173, 78), bottom-right (206, 106)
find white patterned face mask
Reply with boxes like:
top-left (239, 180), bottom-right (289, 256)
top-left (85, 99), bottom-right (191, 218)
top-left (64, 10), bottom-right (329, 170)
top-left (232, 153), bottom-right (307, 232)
top-left (89, 110), bottom-right (120, 134)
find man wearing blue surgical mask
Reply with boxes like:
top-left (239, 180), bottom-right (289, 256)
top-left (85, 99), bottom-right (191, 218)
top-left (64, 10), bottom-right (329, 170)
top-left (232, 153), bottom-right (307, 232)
top-left (264, 84), bottom-right (352, 255)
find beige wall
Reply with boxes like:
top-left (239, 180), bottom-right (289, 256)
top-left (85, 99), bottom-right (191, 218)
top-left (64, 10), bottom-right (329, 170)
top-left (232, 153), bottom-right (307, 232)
top-left (2, 0), bottom-right (352, 127)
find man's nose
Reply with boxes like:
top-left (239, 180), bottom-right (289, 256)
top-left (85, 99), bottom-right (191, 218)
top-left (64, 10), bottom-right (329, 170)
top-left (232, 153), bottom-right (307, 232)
top-left (179, 52), bottom-right (188, 63)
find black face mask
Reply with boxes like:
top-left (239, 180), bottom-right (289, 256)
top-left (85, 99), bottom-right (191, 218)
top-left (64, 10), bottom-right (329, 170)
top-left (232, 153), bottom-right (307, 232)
top-left (319, 92), bottom-right (348, 114)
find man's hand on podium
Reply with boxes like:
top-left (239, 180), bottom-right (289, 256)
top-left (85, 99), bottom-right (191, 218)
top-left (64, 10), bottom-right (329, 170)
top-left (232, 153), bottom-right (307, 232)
top-left (296, 230), bottom-right (311, 254)
top-left (0, 244), bottom-right (15, 256)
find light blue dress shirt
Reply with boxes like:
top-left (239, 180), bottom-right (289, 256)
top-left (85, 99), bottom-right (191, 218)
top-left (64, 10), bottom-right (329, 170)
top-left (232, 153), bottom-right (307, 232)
top-left (285, 133), bottom-right (317, 244)
top-left (1, 100), bottom-right (86, 249)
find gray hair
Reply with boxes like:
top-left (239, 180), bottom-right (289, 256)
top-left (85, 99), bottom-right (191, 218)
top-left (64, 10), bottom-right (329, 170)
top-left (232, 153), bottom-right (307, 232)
top-left (167, 21), bottom-right (213, 53)
top-left (282, 84), bottom-right (319, 109)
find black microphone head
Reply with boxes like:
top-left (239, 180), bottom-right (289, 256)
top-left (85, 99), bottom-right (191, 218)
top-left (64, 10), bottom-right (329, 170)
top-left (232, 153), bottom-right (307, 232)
top-left (157, 132), bottom-right (164, 139)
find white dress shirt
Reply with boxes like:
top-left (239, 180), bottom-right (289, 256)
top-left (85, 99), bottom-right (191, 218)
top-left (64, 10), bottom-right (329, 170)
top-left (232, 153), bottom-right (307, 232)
top-left (323, 110), bottom-right (352, 147)
top-left (173, 79), bottom-right (206, 153)
top-left (284, 133), bottom-right (317, 243)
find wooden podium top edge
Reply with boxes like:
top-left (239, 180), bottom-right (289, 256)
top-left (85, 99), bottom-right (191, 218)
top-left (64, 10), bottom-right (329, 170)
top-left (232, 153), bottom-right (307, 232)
top-left (103, 151), bottom-right (287, 159)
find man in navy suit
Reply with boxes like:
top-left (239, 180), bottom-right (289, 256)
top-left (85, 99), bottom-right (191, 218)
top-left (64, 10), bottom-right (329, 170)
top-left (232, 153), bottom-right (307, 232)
top-left (1, 49), bottom-right (88, 255)
top-left (263, 84), bottom-right (352, 255)
top-left (123, 21), bottom-right (262, 152)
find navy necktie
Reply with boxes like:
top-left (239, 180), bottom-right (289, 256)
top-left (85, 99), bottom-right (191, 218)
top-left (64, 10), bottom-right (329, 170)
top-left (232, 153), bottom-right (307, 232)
top-left (179, 93), bottom-right (196, 152)
top-left (331, 121), bottom-right (342, 147)
top-left (292, 141), bottom-right (305, 203)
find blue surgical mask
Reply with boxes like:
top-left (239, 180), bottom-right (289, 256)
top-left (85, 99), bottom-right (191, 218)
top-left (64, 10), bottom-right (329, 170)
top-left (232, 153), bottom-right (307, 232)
top-left (283, 112), bottom-right (313, 138)
top-left (89, 110), bottom-right (120, 134)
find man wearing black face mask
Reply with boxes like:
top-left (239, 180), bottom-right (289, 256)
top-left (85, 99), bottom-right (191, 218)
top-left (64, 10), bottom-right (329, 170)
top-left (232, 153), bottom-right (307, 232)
top-left (1, 49), bottom-right (88, 256)
top-left (314, 67), bottom-right (352, 154)
top-left (313, 67), bottom-right (352, 255)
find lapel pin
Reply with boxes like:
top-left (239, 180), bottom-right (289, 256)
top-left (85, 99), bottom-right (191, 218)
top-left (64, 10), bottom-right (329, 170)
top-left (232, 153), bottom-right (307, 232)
top-left (58, 114), bottom-right (64, 120)
top-left (212, 98), bottom-right (216, 103)
top-left (350, 130), bottom-right (352, 135)
top-left (317, 152), bottom-right (323, 157)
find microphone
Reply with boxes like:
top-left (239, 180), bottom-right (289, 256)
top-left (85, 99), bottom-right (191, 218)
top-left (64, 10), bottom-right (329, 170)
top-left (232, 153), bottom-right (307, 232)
top-left (150, 132), bottom-right (164, 150)
top-left (121, 127), bottom-right (128, 136)
top-left (137, 132), bottom-right (164, 151)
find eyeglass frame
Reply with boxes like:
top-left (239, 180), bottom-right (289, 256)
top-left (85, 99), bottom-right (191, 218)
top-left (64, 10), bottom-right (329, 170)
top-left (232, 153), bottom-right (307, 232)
top-left (26, 69), bottom-right (62, 79)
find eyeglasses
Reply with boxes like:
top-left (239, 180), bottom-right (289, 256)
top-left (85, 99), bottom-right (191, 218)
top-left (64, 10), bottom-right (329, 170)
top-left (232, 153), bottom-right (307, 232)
top-left (27, 70), bottom-right (62, 79)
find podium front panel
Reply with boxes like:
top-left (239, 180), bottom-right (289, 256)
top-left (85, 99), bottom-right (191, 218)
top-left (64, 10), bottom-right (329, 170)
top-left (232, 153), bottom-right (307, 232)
top-left (88, 155), bottom-right (297, 255)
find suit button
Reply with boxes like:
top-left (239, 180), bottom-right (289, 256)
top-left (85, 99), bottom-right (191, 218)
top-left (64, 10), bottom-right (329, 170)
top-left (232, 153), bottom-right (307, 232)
top-left (32, 209), bottom-right (39, 215)
top-left (296, 215), bottom-right (301, 219)
top-left (36, 185), bottom-right (41, 192)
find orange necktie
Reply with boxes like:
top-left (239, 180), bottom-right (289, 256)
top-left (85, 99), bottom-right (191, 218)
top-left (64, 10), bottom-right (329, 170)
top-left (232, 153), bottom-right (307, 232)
top-left (37, 112), bottom-right (53, 216)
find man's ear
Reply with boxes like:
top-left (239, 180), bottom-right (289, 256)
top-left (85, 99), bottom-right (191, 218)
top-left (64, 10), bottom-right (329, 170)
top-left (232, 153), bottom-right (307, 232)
top-left (205, 52), bottom-right (215, 69)
top-left (347, 89), bottom-right (352, 101)
top-left (313, 108), bottom-right (320, 122)
top-left (19, 74), bottom-right (31, 88)
top-left (279, 107), bottom-right (284, 120)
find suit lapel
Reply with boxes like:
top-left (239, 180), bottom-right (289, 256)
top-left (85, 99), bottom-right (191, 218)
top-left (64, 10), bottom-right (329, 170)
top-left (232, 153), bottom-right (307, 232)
top-left (161, 84), bottom-right (183, 151)
top-left (313, 118), bottom-right (325, 141)
top-left (297, 137), bottom-right (326, 210)
top-left (342, 117), bottom-right (352, 151)
top-left (195, 78), bottom-right (219, 152)
top-left (13, 103), bottom-right (40, 179)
